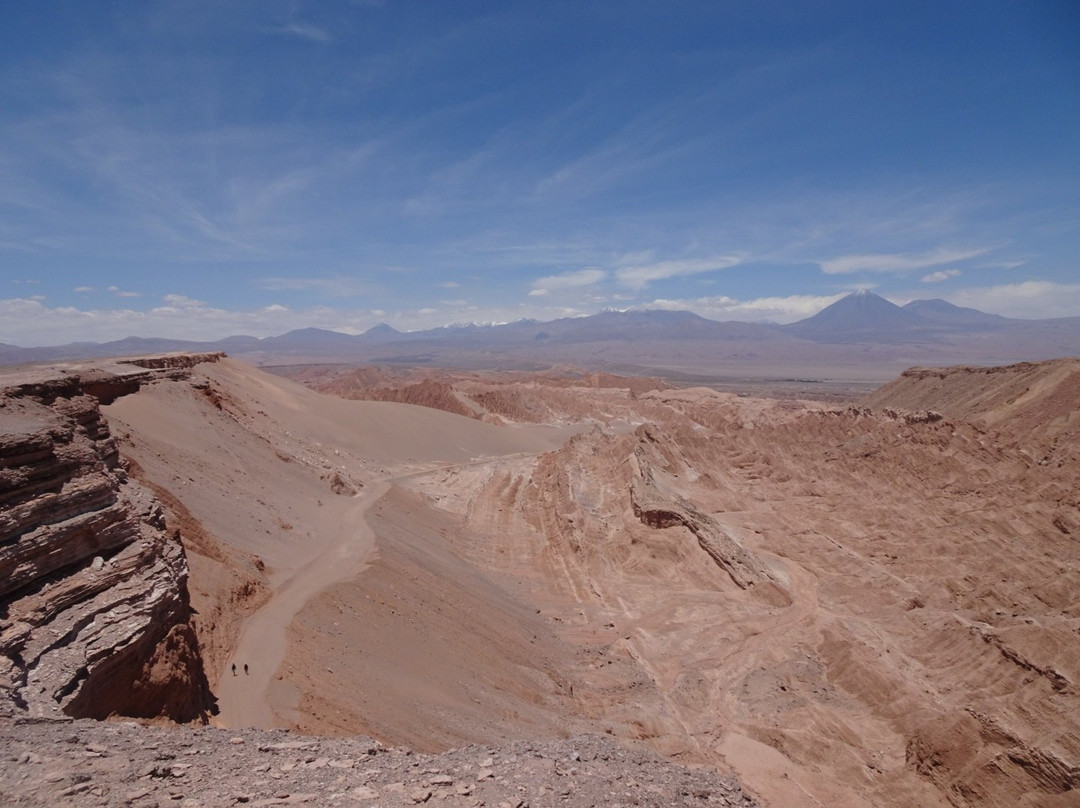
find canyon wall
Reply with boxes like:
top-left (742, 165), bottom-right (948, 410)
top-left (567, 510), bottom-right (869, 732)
top-left (0, 356), bottom-right (220, 721)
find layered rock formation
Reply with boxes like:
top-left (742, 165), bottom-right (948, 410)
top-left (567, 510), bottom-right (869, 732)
top-left (630, 426), bottom-right (791, 606)
top-left (0, 356), bottom-right (219, 721)
top-left (388, 361), bottom-right (1080, 807)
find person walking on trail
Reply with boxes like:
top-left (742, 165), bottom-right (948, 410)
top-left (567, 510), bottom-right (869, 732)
top-left (244, 663), bottom-right (249, 675)
top-left (231, 663), bottom-right (236, 676)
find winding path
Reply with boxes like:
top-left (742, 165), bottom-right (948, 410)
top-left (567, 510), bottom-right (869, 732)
top-left (212, 454), bottom-right (539, 729)
top-left (215, 479), bottom-right (390, 729)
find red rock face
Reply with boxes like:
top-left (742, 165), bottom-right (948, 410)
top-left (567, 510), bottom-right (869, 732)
top-left (0, 362), bottom-right (214, 722)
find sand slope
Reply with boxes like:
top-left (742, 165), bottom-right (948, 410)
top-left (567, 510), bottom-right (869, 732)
top-left (104, 359), bottom-right (578, 728)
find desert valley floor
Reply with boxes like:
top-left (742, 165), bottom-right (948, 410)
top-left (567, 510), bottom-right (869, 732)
top-left (2, 354), bottom-right (1078, 807)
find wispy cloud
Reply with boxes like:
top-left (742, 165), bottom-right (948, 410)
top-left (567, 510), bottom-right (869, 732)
top-left (615, 256), bottom-right (740, 290)
top-left (273, 23), bottom-right (332, 43)
top-left (258, 276), bottom-right (367, 296)
top-left (107, 285), bottom-right (141, 298)
top-left (529, 268), bottom-right (606, 297)
top-left (819, 247), bottom-right (992, 275)
top-left (456, 238), bottom-right (603, 270)
top-left (160, 293), bottom-right (206, 307)
top-left (946, 281), bottom-right (1080, 320)
top-left (1, 4), bottom-right (1076, 343)
top-left (921, 269), bottom-right (961, 283)
top-left (0, 240), bottom-right (39, 253)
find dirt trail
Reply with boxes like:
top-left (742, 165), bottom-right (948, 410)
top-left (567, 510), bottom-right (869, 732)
top-left (214, 454), bottom-right (540, 729)
top-left (215, 479), bottom-right (391, 729)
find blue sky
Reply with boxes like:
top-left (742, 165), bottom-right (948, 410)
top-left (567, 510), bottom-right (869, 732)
top-left (1, 1), bottom-right (1078, 344)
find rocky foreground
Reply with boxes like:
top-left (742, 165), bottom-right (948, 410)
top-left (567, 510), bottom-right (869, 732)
top-left (0, 716), bottom-right (756, 808)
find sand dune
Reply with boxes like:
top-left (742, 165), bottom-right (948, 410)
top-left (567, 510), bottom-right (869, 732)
top-left (103, 359), bottom-right (579, 723)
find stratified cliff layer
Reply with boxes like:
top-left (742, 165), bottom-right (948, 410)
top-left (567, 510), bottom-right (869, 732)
top-left (0, 355), bottom-right (221, 721)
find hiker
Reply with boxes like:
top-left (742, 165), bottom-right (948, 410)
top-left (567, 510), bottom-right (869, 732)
top-left (244, 663), bottom-right (249, 675)
top-left (231, 663), bottom-right (236, 676)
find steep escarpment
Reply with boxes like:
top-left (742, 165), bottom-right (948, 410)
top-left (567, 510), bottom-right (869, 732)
top-left (0, 359), bottom-right (217, 722)
top-left (862, 358), bottom-right (1080, 443)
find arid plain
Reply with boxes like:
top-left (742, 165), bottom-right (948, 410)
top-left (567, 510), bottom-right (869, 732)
top-left (70, 353), bottom-right (1076, 807)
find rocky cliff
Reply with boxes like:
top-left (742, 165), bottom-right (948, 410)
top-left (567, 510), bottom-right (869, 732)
top-left (0, 355), bottom-right (220, 721)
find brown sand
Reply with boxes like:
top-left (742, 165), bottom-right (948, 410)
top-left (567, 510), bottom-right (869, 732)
top-left (104, 359), bottom-right (578, 719)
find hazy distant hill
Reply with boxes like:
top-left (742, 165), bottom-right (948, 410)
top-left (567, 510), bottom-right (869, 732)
top-left (2, 293), bottom-right (1077, 378)
top-left (783, 290), bottom-right (930, 343)
top-left (260, 328), bottom-right (364, 352)
top-left (361, 323), bottom-right (405, 344)
top-left (901, 298), bottom-right (1009, 328)
top-left (533, 309), bottom-right (786, 343)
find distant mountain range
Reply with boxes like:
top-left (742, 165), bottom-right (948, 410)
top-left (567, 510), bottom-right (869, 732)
top-left (783, 289), bottom-right (1019, 342)
top-left (3, 292), bottom-right (1078, 380)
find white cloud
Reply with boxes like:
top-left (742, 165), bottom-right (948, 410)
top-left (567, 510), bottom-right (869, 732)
top-left (529, 268), bottom-right (606, 297)
top-left (439, 281), bottom-right (460, 288)
top-left (946, 281), bottom-right (1080, 320)
top-left (74, 286), bottom-right (95, 293)
top-left (161, 294), bottom-right (206, 307)
top-left (921, 269), bottom-right (961, 283)
top-left (614, 256), bottom-right (740, 290)
top-left (274, 24), bottom-right (332, 43)
top-left (820, 247), bottom-right (991, 275)
top-left (978, 259), bottom-right (1027, 270)
top-left (107, 285), bottom-right (141, 298)
top-left (645, 293), bottom-right (846, 324)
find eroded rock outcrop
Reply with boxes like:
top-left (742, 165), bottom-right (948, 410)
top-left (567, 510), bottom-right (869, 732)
top-left (0, 358), bottom-right (216, 721)
top-left (630, 427), bottom-right (791, 607)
